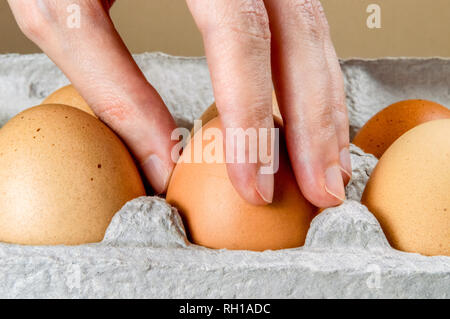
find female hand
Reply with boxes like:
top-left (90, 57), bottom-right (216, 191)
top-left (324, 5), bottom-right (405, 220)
top-left (7, 0), bottom-right (177, 195)
top-left (8, 0), bottom-right (351, 208)
top-left (187, 0), bottom-right (351, 207)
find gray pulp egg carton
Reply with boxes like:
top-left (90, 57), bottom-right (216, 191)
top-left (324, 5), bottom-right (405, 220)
top-left (0, 53), bottom-right (449, 298)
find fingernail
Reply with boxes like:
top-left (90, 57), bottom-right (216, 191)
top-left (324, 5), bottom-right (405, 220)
top-left (256, 167), bottom-right (274, 204)
top-left (325, 165), bottom-right (346, 202)
top-left (142, 154), bottom-right (171, 194)
top-left (339, 147), bottom-right (352, 180)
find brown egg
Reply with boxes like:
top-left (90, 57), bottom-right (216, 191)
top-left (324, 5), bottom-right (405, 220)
top-left (362, 119), bottom-right (450, 256)
top-left (167, 117), bottom-right (316, 251)
top-left (192, 91), bottom-right (281, 135)
top-left (42, 84), bottom-right (96, 117)
top-left (353, 99), bottom-right (450, 158)
top-left (0, 104), bottom-right (145, 245)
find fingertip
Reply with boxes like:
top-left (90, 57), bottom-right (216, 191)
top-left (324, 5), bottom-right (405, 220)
top-left (141, 154), bottom-right (173, 195)
top-left (324, 164), bottom-right (346, 205)
top-left (256, 167), bottom-right (274, 204)
top-left (340, 168), bottom-right (352, 186)
top-left (294, 162), bottom-right (346, 209)
top-left (227, 163), bottom-right (273, 207)
top-left (339, 147), bottom-right (352, 186)
top-left (301, 185), bottom-right (344, 209)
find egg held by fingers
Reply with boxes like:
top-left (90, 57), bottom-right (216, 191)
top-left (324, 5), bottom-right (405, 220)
top-left (167, 116), bottom-right (317, 251)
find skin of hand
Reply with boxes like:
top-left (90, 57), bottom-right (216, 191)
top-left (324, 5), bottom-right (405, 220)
top-left (7, 0), bottom-right (177, 195)
top-left (187, 0), bottom-right (351, 207)
top-left (8, 0), bottom-right (351, 208)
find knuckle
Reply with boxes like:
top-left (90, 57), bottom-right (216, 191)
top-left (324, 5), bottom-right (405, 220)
top-left (247, 103), bottom-right (273, 127)
top-left (288, 0), bottom-right (317, 21)
top-left (82, 1), bottom-right (109, 20)
top-left (316, 125), bottom-right (337, 147)
top-left (18, 17), bottom-right (46, 41)
top-left (286, 0), bottom-right (324, 41)
top-left (15, 0), bottom-right (107, 41)
top-left (15, 3), bottom-right (52, 41)
top-left (309, 106), bottom-right (341, 147)
top-left (95, 101), bottom-right (132, 123)
top-left (315, 1), bottom-right (330, 30)
top-left (333, 105), bottom-right (348, 125)
top-left (204, 0), bottom-right (271, 42)
top-left (305, 95), bottom-right (335, 134)
top-left (231, 0), bottom-right (271, 41)
top-left (327, 75), bottom-right (347, 114)
top-left (331, 91), bottom-right (347, 114)
top-left (314, 107), bottom-right (335, 134)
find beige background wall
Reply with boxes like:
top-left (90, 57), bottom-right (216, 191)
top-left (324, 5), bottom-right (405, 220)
top-left (1, 0), bottom-right (449, 58)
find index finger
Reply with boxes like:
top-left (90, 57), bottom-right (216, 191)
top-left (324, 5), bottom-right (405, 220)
top-left (187, 0), bottom-right (275, 205)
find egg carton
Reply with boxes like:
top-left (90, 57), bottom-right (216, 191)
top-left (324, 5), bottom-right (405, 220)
top-left (0, 53), bottom-right (449, 298)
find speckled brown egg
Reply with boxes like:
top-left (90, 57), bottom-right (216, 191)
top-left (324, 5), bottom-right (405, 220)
top-left (42, 84), bottom-right (96, 117)
top-left (353, 99), bottom-right (450, 158)
top-left (167, 117), bottom-right (317, 251)
top-left (0, 104), bottom-right (145, 245)
top-left (362, 119), bottom-right (450, 256)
